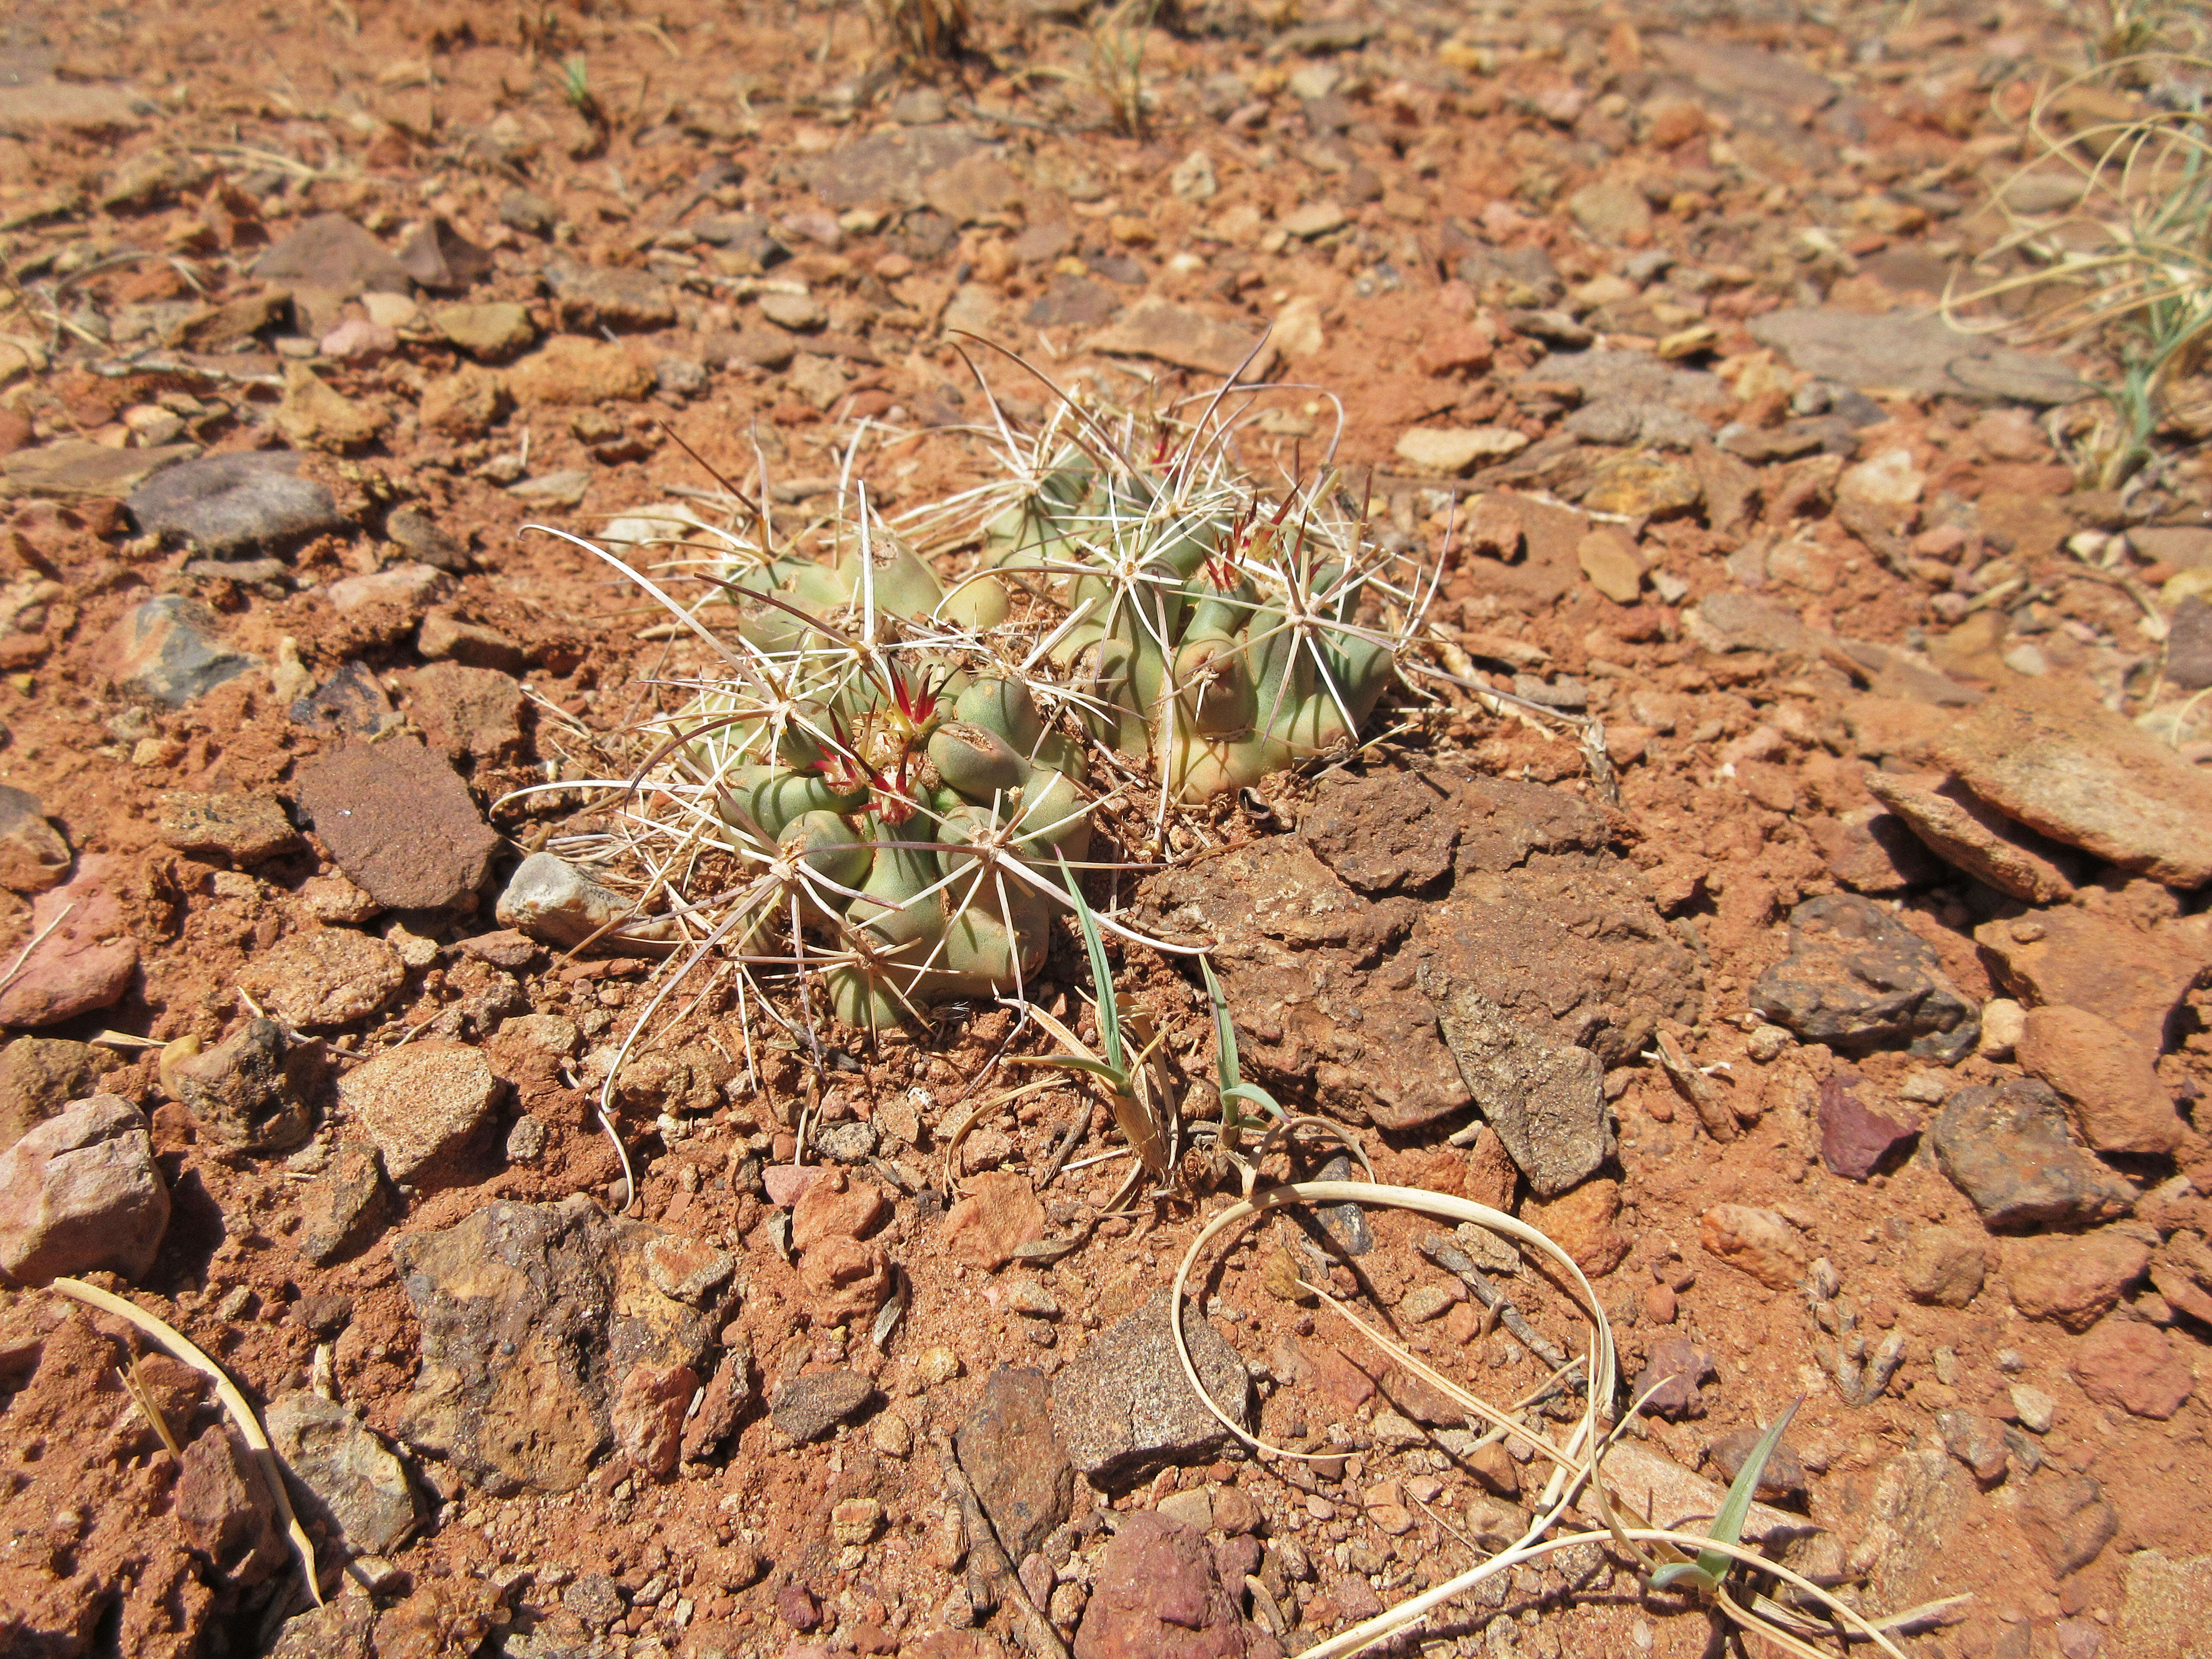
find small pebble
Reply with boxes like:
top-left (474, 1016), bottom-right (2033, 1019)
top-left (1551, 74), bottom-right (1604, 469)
top-left (1745, 1024), bottom-right (1791, 1062)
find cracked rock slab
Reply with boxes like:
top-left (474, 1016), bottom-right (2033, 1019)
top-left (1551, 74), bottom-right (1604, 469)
top-left (1421, 967), bottom-right (1609, 1197)
top-left (390, 1197), bottom-right (715, 1495)
top-left (1137, 768), bottom-right (1700, 1133)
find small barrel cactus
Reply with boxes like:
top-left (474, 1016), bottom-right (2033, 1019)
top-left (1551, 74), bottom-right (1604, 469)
top-left (559, 381), bottom-right (1426, 1027)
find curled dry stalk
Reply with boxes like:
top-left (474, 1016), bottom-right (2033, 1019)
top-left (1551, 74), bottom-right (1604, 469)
top-left (1944, 53), bottom-right (2212, 487)
top-left (1167, 1183), bottom-right (1933, 1659)
top-left (47, 1276), bottom-right (323, 1607)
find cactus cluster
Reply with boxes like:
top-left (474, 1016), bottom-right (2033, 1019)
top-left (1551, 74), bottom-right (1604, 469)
top-left (549, 375), bottom-right (1429, 1030)
top-left (977, 437), bottom-right (1406, 804)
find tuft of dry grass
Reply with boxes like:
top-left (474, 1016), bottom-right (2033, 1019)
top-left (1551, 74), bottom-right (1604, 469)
top-left (1168, 1180), bottom-right (1954, 1658)
top-left (1947, 50), bottom-right (2212, 487)
top-left (870, 0), bottom-right (973, 71)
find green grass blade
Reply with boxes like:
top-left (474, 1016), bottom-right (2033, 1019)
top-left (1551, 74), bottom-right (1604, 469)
top-left (1222, 1082), bottom-right (1286, 1118)
top-left (1651, 1394), bottom-right (1802, 1593)
top-left (1007, 1053), bottom-right (1128, 1083)
top-left (1057, 851), bottom-right (1124, 1073)
top-left (1200, 954), bottom-right (1240, 1088)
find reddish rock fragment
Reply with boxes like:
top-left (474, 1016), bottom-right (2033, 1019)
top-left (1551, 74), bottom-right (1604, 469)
top-left (1817, 1077), bottom-right (1918, 1179)
top-left (2072, 1321), bottom-right (2194, 1419)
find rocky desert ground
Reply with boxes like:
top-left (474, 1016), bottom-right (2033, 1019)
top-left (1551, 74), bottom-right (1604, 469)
top-left (0, 0), bottom-right (2210, 1656)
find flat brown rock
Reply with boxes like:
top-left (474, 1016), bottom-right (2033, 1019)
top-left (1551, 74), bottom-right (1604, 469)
top-left (293, 739), bottom-right (498, 909)
top-left (1084, 298), bottom-right (1277, 381)
top-left (1862, 771), bottom-right (2077, 904)
top-left (1975, 910), bottom-right (2212, 1050)
top-left (1933, 678), bottom-right (2212, 887)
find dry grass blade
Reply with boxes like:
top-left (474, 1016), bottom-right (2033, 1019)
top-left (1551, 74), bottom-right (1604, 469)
top-left (48, 1275), bottom-right (323, 1606)
top-left (113, 1355), bottom-right (183, 1460)
top-left (1169, 1179), bottom-right (1615, 1474)
top-left (1945, 52), bottom-right (2212, 484)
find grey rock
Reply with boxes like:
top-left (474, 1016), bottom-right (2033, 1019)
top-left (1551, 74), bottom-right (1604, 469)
top-left (2133, 525), bottom-right (2212, 568)
top-left (1, 439), bottom-right (198, 503)
top-left (690, 212), bottom-right (788, 269)
top-left (290, 659), bottom-right (399, 739)
top-left (238, 926), bottom-right (405, 1030)
top-left (2163, 594), bottom-right (2212, 691)
top-left (800, 127), bottom-right (980, 208)
top-left (505, 1113), bottom-right (547, 1162)
top-left (0, 785), bottom-right (70, 894)
top-left (1631, 1334), bottom-right (1714, 1420)
top-left (385, 504), bottom-right (467, 571)
top-left (2116, 1548), bottom-right (2212, 1659)
top-left (127, 450), bottom-right (346, 559)
top-left (398, 661), bottom-right (524, 762)
top-left (1851, 1448), bottom-right (1974, 1610)
top-left (1564, 397), bottom-right (1711, 449)
top-left (496, 187), bottom-right (557, 237)
top-left (1749, 308), bottom-right (2081, 405)
top-left (955, 1368), bottom-right (1072, 1560)
top-left (1504, 309), bottom-right (1592, 347)
top-left (1084, 297), bottom-right (1277, 381)
top-left (771, 1368), bottom-right (875, 1443)
top-left (889, 86), bottom-right (948, 124)
top-left (1422, 969), bottom-right (1609, 1198)
top-left (155, 790), bottom-right (300, 864)
top-left (544, 258), bottom-right (676, 333)
top-left (264, 1389), bottom-right (421, 1554)
top-left (164, 1018), bottom-right (314, 1154)
top-left (496, 852), bottom-right (631, 949)
top-left (108, 595), bottom-right (257, 706)
top-left (396, 217), bottom-right (493, 291)
top-left (1932, 676), bottom-right (2212, 890)
top-left (0, 1037), bottom-right (121, 1150)
top-left (1935, 1407), bottom-right (2009, 1484)
top-left (1314, 1152), bottom-right (1373, 1254)
top-left (642, 1233), bottom-right (736, 1305)
top-left (681, 1339), bottom-right (755, 1462)
top-left (655, 356), bottom-right (708, 399)
top-left (1930, 1077), bottom-right (2136, 1230)
top-left (812, 1118), bottom-right (877, 1164)
top-left (297, 1138), bottom-right (396, 1265)
top-left (293, 738), bottom-right (499, 910)
top-left (0, 1094), bottom-right (169, 1284)
top-left (1751, 894), bottom-right (1978, 1061)
top-left (391, 1198), bottom-right (713, 1493)
top-left (267, 1595), bottom-right (375, 1659)
top-left (1024, 275), bottom-right (1117, 329)
top-left (1048, 1289), bottom-right (1252, 1478)
top-left (2019, 1472), bottom-right (2119, 1577)
top-left (176, 1425), bottom-right (285, 1583)
top-left (564, 1573), bottom-right (626, 1631)
top-left (1140, 768), bottom-right (1700, 1133)
top-left (1647, 35), bottom-right (1837, 111)
top-left (1536, 349), bottom-right (1721, 448)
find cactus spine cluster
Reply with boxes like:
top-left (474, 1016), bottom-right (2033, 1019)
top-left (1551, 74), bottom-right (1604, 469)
top-left (576, 379), bottom-right (1424, 1027)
